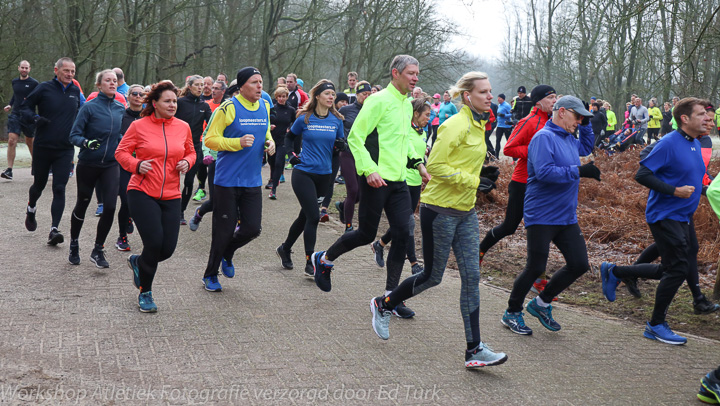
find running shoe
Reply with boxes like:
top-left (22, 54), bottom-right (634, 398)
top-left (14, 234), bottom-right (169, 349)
top-left (601, 262), bottom-right (621, 302)
top-left (392, 302), bottom-right (415, 318)
top-left (116, 236), bottom-right (131, 251)
top-left (127, 217), bottom-right (134, 234)
top-left (335, 175), bottom-right (345, 184)
top-left (138, 291), bottom-right (157, 313)
top-left (334, 201), bottom-right (345, 224)
top-left (276, 244), bottom-right (293, 269)
top-left (530, 279), bottom-right (547, 294)
top-left (700, 372), bottom-right (720, 404)
top-left (268, 192), bottom-right (277, 200)
top-left (501, 311), bottom-right (532, 335)
top-left (221, 258), bottom-right (235, 278)
top-left (47, 228), bottom-right (64, 246)
top-left (370, 296), bottom-right (391, 340)
top-left (319, 208), bottom-right (329, 222)
top-left (285, 163), bottom-right (293, 170)
top-left (90, 244), bottom-right (110, 268)
top-left (479, 251), bottom-right (485, 267)
top-left (526, 297), bottom-right (561, 331)
top-left (265, 180), bottom-right (273, 190)
top-left (179, 217), bottom-right (187, 226)
top-left (69, 240), bottom-right (80, 265)
top-left (304, 261), bottom-right (314, 278)
top-left (371, 240), bottom-right (385, 267)
top-left (643, 321), bottom-right (686, 345)
top-left (623, 277), bottom-right (641, 298)
top-left (25, 207), bottom-right (37, 232)
top-left (193, 188), bottom-right (206, 201)
top-left (95, 203), bottom-right (103, 217)
top-left (202, 275), bottom-right (222, 292)
top-left (279, 174), bottom-right (285, 183)
top-left (311, 251), bottom-right (333, 292)
top-left (128, 254), bottom-right (141, 289)
top-left (1, 168), bottom-right (13, 180)
top-left (189, 209), bottom-right (202, 231)
top-left (694, 295), bottom-right (720, 315)
top-left (465, 342), bottom-right (508, 368)
top-left (411, 263), bottom-right (424, 275)
top-left (344, 225), bottom-right (354, 234)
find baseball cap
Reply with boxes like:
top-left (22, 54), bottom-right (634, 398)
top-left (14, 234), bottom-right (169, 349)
top-left (553, 96), bottom-right (593, 117)
top-left (433, 93), bottom-right (441, 99)
top-left (297, 78), bottom-right (304, 88)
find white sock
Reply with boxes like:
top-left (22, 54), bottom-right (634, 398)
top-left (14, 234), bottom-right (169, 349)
top-left (321, 253), bottom-right (333, 265)
top-left (535, 296), bottom-right (550, 308)
top-left (384, 290), bottom-right (392, 297)
top-left (27, 205), bottom-right (36, 213)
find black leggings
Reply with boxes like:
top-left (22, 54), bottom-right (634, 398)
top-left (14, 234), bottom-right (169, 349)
top-left (203, 185), bottom-right (262, 277)
top-left (268, 142), bottom-right (285, 194)
top-left (70, 163), bottom-right (119, 245)
top-left (284, 169), bottom-right (332, 257)
top-left (181, 142), bottom-right (204, 214)
top-left (127, 190), bottom-right (181, 293)
top-left (647, 128), bottom-right (660, 141)
top-left (117, 168), bottom-right (131, 237)
top-left (612, 219), bottom-right (695, 325)
top-left (485, 129), bottom-right (495, 157)
top-left (28, 147), bottom-right (74, 229)
top-left (480, 180), bottom-right (526, 254)
top-left (495, 127), bottom-right (512, 157)
top-left (430, 125), bottom-right (439, 147)
top-left (198, 161), bottom-right (215, 217)
top-left (507, 223), bottom-right (589, 312)
top-left (340, 151), bottom-right (360, 226)
top-left (380, 184), bottom-right (421, 263)
top-left (321, 153), bottom-right (341, 209)
top-left (326, 179), bottom-right (410, 291)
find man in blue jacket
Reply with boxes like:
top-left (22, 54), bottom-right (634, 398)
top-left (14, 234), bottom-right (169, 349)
top-left (494, 94), bottom-right (512, 157)
top-left (21, 57), bottom-right (83, 246)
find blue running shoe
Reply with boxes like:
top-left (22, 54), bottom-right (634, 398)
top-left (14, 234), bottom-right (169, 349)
top-left (202, 275), bottom-right (222, 292)
top-left (188, 209), bottom-right (202, 231)
top-left (643, 322), bottom-right (687, 345)
top-left (95, 203), bottom-right (103, 217)
top-left (279, 174), bottom-right (285, 183)
top-left (370, 297), bottom-right (391, 340)
top-left (138, 291), bottom-right (157, 313)
top-left (465, 342), bottom-right (508, 368)
top-left (127, 254), bottom-right (141, 289)
top-left (311, 251), bottom-right (333, 292)
top-left (501, 311), bottom-right (532, 335)
top-left (221, 258), bottom-right (235, 278)
top-left (526, 297), bottom-right (561, 331)
top-left (601, 262), bottom-right (621, 302)
top-left (700, 372), bottom-right (720, 404)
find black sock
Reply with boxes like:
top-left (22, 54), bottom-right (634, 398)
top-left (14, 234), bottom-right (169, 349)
top-left (467, 341), bottom-right (480, 352)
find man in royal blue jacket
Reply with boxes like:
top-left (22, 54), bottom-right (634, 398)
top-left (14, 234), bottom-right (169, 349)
top-left (494, 94), bottom-right (513, 157)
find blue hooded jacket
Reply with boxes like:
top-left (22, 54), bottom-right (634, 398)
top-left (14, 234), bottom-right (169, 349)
top-left (497, 101), bottom-right (513, 128)
top-left (69, 92), bottom-right (125, 167)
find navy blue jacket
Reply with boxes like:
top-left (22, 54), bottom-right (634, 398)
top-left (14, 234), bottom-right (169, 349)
top-left (20, 78), bottom-right (82, 149)
top-left (69, 92), bottom-right (125, 167)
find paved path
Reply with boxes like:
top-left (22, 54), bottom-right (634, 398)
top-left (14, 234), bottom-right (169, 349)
top-left (0, 165), bottom-right (717, 405)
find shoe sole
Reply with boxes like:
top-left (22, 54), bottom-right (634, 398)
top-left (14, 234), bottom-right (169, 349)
top-left (643, 331), bottom-right (686, 345)
top-left (465, 354), bottom-right (508, 368)
top-left (527, 305), bottom-right (561, 331)
top-left (700, 380), bottom-right (720, 404)
top-left (47, 234), bottom-right (64, 246)
top-left (138, 305), bottom-right (157, 313)
top-left (116, 244), bottom-right (131, 251)
top-left (601, 263), bottom-right (617, 302)
top-left (25, 218), bottom-right (37, 232)
top-left (392, 308), bottom-right (415, 319)
top-left (276, 246), bottom-right (293, 270)
top-left (500, 318), bottom-right (533, 335)
top-left (311, 252), bottom-right (331, 292)
top-left (68, 258), bottom-right (80, 265)
top-left (371, 243), bottom-right (385, 268)
top-left (694, 304), bottom-right (720, 315)
top-left (90, 257), bottom-right (110, 269)
top-left (319, 215), bottom-right (329, 223)
top-left (370, 298), bottom-right (389, 340)
top-left (1, 175), bottom-right (12, 180)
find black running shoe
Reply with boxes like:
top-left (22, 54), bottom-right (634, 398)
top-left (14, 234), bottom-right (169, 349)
top-left (311, 251), bottom-right (333, 292)
top-left (68, 240), bottom-right (80, 265)
top-left (304, 261), bottom-right (314, 278)
top-left (276, 244), bottom-right (293, 269)
top-left (25, 207), bottom-right (37, 232)
top-left (392, 302), bottom-right (415, 319)
top-left (371, 241), bottom-right (385, 268)
top-left (1, 168), bottom-right (13, 180)
top-left (623, 277), bottom-right (642, 298)
top-left (694, 295), bottom-right (720, 315)
top-left (334, 201), bottom-right (345, 224)
top-left (47, 228), bottom-right (64, 246)
top-left (90, 244), bottom-right (109, 268)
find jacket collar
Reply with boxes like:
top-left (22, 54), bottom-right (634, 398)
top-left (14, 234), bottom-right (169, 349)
top-left (386, 82), bottom-right (408, 101)
top-left (460, 105), bottom-right (484, 128)
top-left (544, 120), bottom-right (573, 136)
top-left (149, 114), bottom-right (175, 125)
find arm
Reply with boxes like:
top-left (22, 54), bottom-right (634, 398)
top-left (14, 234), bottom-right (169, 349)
top-left (528, 132), bottom-right (580, 184)
top-left (284, 117), bottom-right (303, 153)
top-left (576, 123), bottom-right (594, 156)
top-left (203, 101), bottom-right (244, 152)
top-left (115, 121), bottom-right (142, 173)
top-left (426, 123), bottom-right (479, 190)
top-left (635, 164), bottom-right (677, 196)
top-left (347, 98), bottom-right (384, 177)
top-left (502, 118), bottom-right (533, 158)
top-left (68, 104), bottom-right (91, 147)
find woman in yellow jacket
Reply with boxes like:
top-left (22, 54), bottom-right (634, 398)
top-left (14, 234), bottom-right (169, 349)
top-left (604, 102), bottom-right (616, 133)
top-left (370, 72), bottom-right (508, 369)
top-left (647, 99), bottom-right (663, 141)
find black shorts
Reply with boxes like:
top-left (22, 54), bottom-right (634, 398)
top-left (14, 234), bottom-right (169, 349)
top-left (7, 114), bottom-right (35, 138)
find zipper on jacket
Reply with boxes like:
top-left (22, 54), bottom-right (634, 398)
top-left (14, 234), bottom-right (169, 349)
top-left (160, 122), bottom-right (168, 199)
top-left (101, 99), bottom-right (112, 164)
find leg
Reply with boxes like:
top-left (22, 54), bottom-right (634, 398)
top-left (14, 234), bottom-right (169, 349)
top-left (284, 170), bottom-right (325, 255)
top-left (117, 168), bottom-right (132, 237)
top-left (452, 212), bottom-right (482, 346)
top-left (181, 159), bottom-right (199, 215)
top-left (195, 145), bottom-right (207, 190)
top-left (506, 225), bottom-right (557, 312)
top-left (480, 180), bottom-right (526, 254)
top-left (204, 186), bottom-right (240, 278)
top-left (271, 143), bottom-right (285, 193)
top-left (484, 129), bottom-right (495, 157)
top-left (222, 187), bottom-right (263, 261)
top-left (340, 151), bottom-right (359, 226)
top-left (383, 182), bottom-right (411, 291)
top-left (405, 185), bottom-right (422, 263)
top-left (28, 147), bottom-right (53, 208)
top-left (198, 161), bottom-right (215, 217)
top-left (95, 164), bottom-right (120, 246)
top-left (49, 149), bottom-right (73, 229)
top-left (648, 220), bottom-right (691, 325)
top-left (70, 163), bottom-right (101, 240)
top-left (539, 224), bottom-right (590, 301)
top-left (6, 132), bottom-right (18, 169)
top-left (127, 190), bottom-right (163, 292)
top-left (320, 153), bottom-right (341, 209)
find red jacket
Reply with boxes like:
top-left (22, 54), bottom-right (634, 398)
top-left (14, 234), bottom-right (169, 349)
top-left (503, 107), bottom-right (550, 183)
top-left (115, 115), bottom-right (195, 200)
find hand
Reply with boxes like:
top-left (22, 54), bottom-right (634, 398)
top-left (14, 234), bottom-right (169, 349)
top-left (288, 152), bottom-right (301, 166)
top-left (578, 161), bottom-right (601, 181)
top-left (480, 165), bottom-right (500, 182)
top-left (3, 105), bottom-right (10, 112)
top-left (477, 177), bottom-right (496, 194)
top-left (674, 185), bottom-right (695, 198)
top-left (240, 134), bottom-right (255, 148)
top-left (34, 116), bottom-right (50, 127)
top-left (84, 139), bottom-right (101, 150)
top-left (203, 155), bottom-right (215, 165)
top-left (264, 139), bottom-right (275, 156)
top-left (366, 172), bottom-right (387, 188)
top-left (270, 124), bottom-right (276, 131)
top-left (418, 164), bottom-right (431, 183)
top-left (334, 138), bottom-right (348, 152)
top-left (138, 160), bottom-right (153, 174)
top-left (176, 159), bottom-right (189, 174)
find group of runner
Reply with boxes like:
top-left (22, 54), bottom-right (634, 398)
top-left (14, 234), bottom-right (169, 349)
top-left (5, 55), bottom-right (720, 390)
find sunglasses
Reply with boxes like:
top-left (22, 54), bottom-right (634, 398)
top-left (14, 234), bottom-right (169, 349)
top-left (131, 92), bottom-right (145, 97)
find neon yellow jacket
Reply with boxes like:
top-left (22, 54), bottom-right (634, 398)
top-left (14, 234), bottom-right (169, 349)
top-left (707, 176), bottom-right (720, 221)
top-left (648, 106), bottom-right (662, 129)
top-left (606, 110), bottom-right (617, 131)
top-left (715, 107), bottom-right (720, 128)
top-left (420, 105), bottom-right (487, 211)
top-left (347, 83), bottom-right (421, 181)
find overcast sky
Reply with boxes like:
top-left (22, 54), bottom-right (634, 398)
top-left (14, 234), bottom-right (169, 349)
top-left (440, 0), bottom-right (508, 61)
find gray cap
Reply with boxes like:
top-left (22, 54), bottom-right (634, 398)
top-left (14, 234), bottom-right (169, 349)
top-left (553, 95), bottom-right (593, 117)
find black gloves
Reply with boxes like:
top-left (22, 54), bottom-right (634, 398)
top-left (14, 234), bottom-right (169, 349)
top-left (477, 177), bottom-right (496, 194)
top-left (406, 157), bottom-right (422, 170)
top-left (288, 152), bottom-right (301, 166)
top-left (480, 165), bottom-right (500, 183)
top-left (334, 138), bottom-right (348, 152)
top-left (83, 139), bottom-right (100, 150)
top-left (581, 101), bottom-right (591, 126)
top-left (34, 116), bottom-right (50, 127)
top-left (578, 161), bottom-right (601, 181)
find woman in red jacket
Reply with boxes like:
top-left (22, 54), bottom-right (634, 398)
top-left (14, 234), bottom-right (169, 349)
top-left (115, 80), bottom-right (195, 313)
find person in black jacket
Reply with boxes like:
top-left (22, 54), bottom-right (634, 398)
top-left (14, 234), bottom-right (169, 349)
top-left (512, 86), bottom-right (533, 124)
top-left (22, 57), bottom-right (82, 246)
top-left (176, 75), bottom-right (212, 224)
top-left (590, 102), bottom-right (608, 147)
top-left (661, 101), bottom-right (673, 136)
top-left (268, 86), bottom-right (296, 199)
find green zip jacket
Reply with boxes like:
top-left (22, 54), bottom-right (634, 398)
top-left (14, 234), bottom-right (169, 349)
top-left (347, 82), bottom-right (421, 181)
